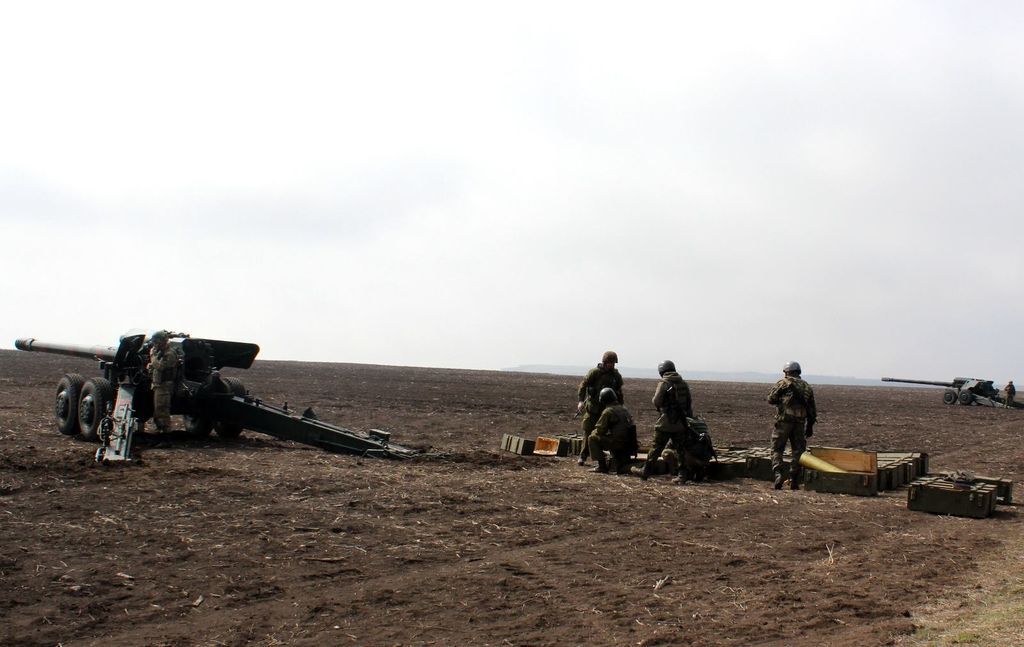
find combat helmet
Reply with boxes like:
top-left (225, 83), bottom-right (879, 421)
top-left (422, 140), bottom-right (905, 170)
top-left (598, 387), bottom-right (618, 405)
top-left (783, 361), bottom-right (801, 375)
top-left (602, 351), bottom-right (618, 364)
top-left (150, 330), bottom-right (170, 345)
top-left (658, 360), bottom-right (676, 376)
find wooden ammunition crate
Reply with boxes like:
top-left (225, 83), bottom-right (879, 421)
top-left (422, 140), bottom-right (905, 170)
top-left (907, 477), bottom-right (998, 518)
top-left (801, 447), bottom-right (879, 496)
top-left (809, 446), bottom-right (877, 473)
top-left (707, 457), bottom-right (748, 480)
top-left (968, 475), bottom-right (1012, 505)
top-left (877, 464), bottom-right (901, 491)
top-left (877, 452), bottom-right (929, 490)
top-left (802, 469), bottom-right (879, 496)
top-left (500, 433), bottom-right (534, 456)
top-left (745, 455), bottom-right (788, 481)
top-left (564, 435), bottom-right (584, 457)
top-left (533, 436), bottom-right (571, 457)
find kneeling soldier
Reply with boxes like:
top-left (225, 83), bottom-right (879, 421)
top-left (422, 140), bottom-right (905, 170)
top-left (588, 387), bottom-right (636, 474)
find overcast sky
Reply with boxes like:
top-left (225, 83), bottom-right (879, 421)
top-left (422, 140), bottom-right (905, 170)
top-left (1, 1), bottom-right (1021, 382)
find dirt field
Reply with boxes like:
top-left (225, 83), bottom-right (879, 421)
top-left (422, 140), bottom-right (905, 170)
top-left (1, 350), bottom-right (1022, 647)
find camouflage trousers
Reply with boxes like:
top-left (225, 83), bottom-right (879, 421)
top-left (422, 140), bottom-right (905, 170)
top-left (152, 384), bottom-right (173, 431)
top-left (647, 425), bottom-right (687, 464)
top-left (588, 429), bottom-right (631, 462)
top-left (771, 419), bottom-right (806, 477)
top-left (578, 411), bottom-right (599, 459)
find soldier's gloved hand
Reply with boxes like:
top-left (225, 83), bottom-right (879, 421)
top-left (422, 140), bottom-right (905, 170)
top-left (576, 401), bottom-right (584, 413)
top-left (805, 421), bottom-right (815, 438)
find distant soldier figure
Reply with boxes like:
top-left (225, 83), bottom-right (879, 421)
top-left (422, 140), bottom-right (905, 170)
top-left (576, 351), bottom-right (624, 465)
top-left (1005, 380), bottom-right (1016, 408)
top-left (767, 361), bottom-right (817, 490)
top-left (148, 330), bottom-right (181, 432)
top-left (587, 387), bottom-right (636, 474)
top-left (642, 360), bottom-right (693, 483)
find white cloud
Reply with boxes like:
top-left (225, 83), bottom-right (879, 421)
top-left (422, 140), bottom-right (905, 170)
top-left (2, 1), bottom-right (1022, 381)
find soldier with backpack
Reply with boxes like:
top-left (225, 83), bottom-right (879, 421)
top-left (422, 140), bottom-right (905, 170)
top-left (767, 361), bottom-right (817, 490)
top-left (641, 360), bottom-right (694, 483)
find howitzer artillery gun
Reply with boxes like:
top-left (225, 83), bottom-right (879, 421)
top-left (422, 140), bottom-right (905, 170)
top-left (15, 331), bottom-right (419, 462)
top-left (881, 376), bottom-right (1019, 408)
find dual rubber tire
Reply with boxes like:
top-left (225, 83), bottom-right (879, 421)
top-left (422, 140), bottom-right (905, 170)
top-left (78, 378), bottom-right (115, 442)
top-left (55, 374), bottom-right (86, 435)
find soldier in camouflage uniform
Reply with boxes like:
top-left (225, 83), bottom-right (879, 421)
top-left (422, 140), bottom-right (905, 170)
top-left (766, 361), bottom-right (816, 490)
top-left (1004, 380), bottom-right (1015, 408)
top-left (575, 351), bottom-right (624, 465)
top-left (587, 387), bottom-right (636, 474)
top-left (642, 360), bottom-right (693, 483)
top-left (148, 330), bottom-right (181, 432)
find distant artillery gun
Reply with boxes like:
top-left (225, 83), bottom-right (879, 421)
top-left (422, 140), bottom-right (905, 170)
top-left (15, 331), bottom-right (418, 462)
top-left (881, 376), bottom-right (1019, 408)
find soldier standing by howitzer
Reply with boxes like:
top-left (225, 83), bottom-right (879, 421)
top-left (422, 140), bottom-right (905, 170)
top-left (767, 361), bottom-right (816, 490)
top-left (1004, 380), bottom-right (1016, 408)
top-left (587, 387), bottom-right (636, 474)
top-left (575, 351), bottom-right (624, 465)
top-left (148, 330), bottom-right (182, 433)
top-left (642, 360), bottom-right (693, 483)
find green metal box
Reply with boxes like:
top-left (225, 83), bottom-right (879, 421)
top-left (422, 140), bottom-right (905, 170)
top-left (907, 477), bottom-right (997, 518)
top-left (969, 475), bottom-right (1012, 505)
top-left (500, 433), bottom-right (535, 456)
top-left (707, 457), bottom-right (748, 480)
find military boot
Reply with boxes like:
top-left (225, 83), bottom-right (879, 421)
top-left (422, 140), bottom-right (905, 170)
top-left (577, 453), bottom-right (587, 466)
top-left (790, 468), bottom-right (802, 490)
top-left (773, 470), bottom-right (784, 490)
top-left (640, 460), bottom-right (653, 481)
top-left (614, 452), bottom-right (631, 475)
top-left (590, 457), bottom-right (609, 474)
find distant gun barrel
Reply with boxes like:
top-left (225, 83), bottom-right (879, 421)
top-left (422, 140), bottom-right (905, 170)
top-left (14, 338), bottom-right (117, 362)
top-left (881, 377), bottom-right (955, 388)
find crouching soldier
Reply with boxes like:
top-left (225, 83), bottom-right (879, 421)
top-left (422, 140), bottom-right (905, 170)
top-left (642, 360), bottom-right (693, 483)
top-left (588, 387), bottom-right (636, 474)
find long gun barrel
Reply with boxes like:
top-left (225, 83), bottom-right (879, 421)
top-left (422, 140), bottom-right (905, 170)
top-left (15, 338), bottom-right (117, 362)
top-left (881, 377), bottom-right (956, 388)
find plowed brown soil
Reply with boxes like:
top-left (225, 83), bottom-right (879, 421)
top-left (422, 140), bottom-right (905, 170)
top-left (1, 350), bottom-right (1022, 646)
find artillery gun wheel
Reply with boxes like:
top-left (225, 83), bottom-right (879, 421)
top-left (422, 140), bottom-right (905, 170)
top-left (942, 390), bottom-right (958, 405)
top-left (213, 377), bottom-right (247, 439)
top-left (958, 391), bottom-right (974, 405)
top-left (183, 415), bottom-right (214, 437)
top-left (78, 378), bottom-right (115, 442)
top-left (55, 374), bottom-right (86, 435)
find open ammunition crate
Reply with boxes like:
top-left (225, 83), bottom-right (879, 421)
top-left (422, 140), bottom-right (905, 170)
top-left (801, 447), bottom-right (879, 496)
top-left (533, 436), bottom-right (571, 457)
